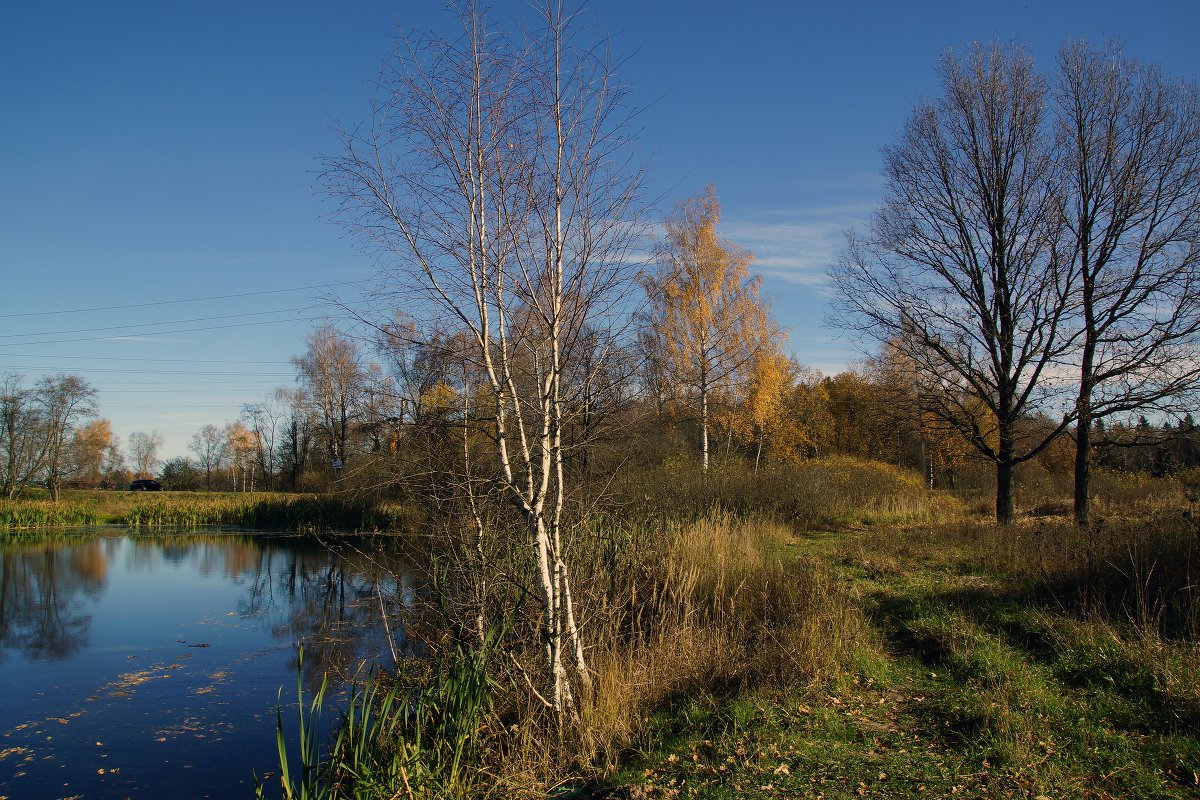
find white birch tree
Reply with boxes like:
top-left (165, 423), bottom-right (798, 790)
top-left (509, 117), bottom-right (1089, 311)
top-left (322, 1), bottom-right (643, 714)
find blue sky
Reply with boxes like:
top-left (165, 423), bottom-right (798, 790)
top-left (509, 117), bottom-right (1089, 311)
top-left (4, 1), bottom-right (1200, 461)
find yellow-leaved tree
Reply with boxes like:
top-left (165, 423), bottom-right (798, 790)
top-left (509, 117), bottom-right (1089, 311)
top-left (641, 186), bottom-right (778, 470)
top-left (735, 346), bottom-right (795, 469)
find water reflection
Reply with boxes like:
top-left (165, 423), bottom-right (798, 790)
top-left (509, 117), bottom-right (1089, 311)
top-left (0, 540), bottom-right (106, 661)
top-left (0, 532), bottom-right (416, 679)
top-left (0, 530), bottom-right (418, 799)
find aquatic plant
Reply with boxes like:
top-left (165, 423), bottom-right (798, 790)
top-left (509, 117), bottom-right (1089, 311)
top-left (259, 639), bottom-right (495, 800)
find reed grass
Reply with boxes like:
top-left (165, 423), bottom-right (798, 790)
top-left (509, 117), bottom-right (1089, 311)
top-left (260, 511), bottom-right (867, 798)
top-left (259, 641), bottom-right (496, 800)
top-left (0, 491), bottom-right (409, 532)
top-left (565, 513), bottom-right (867, 773)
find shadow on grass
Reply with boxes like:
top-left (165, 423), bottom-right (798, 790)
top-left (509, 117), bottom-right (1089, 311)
top-left (866, 581), bottom-right (1200, 742)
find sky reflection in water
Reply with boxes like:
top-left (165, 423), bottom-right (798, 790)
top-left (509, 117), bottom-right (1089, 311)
top-left (0, 530), bottom-right (413, 799)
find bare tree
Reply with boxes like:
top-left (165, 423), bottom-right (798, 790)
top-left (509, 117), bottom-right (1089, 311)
top-left (275, 387), bottom-right (317, 492)
top-left (38, 375), bottom-right (98, 501)
top-left (322, 2), bottom-right (644, 713)
top-left (189, 424), bottom-right (227, 490)
top-left (243, 394), bottom-right (287, 489)
top-left (1, 373), bottom-right (47, 499)
top-left (1055, 40), bottom-right (1200, 525)
top-left (127, 430), bottom-right (164, 480)
top-left (832, 42), bottom-right (1074, 525)
top-left (292, 323), bottom-right (369, 471)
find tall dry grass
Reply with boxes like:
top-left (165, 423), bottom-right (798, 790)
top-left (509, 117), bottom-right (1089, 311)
top-left (264, 511), bottom-right (865, 798)
top-left (612, 455), bottom-right (960, 528)
top-left (476, 512), bottom-right (868, 788)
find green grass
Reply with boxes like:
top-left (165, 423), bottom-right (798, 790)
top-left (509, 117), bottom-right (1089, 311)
top-left (596, 520), bottom-right (1200, 799)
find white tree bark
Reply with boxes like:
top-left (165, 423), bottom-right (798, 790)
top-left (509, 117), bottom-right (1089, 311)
top-left (322, 1), bottom-right (641, 714)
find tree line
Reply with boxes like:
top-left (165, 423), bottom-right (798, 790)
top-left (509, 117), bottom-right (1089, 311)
top-left (0, 372), bottom-right (174, 497)
top-left (8, 40), bottom-right (1200, 535)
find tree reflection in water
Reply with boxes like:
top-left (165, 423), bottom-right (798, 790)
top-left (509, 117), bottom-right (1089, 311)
top-left (252, 536), bottom-right (420, 687)
top-left (0, 532), bottom-right (418, 683)
top-left (0, 539), bottom-right (107, 662)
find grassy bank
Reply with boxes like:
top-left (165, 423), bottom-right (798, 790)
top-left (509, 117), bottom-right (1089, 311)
top-left (611, 455), bottom-right (962, 528)
top-left (250, 457), bottom-right (1200, 797)
top-left (260, 512), bottom-right (871, 799)
top-left (606, 518), bottom-right (1200, 798)
top-left (0, 490), bottom-right (409, 533)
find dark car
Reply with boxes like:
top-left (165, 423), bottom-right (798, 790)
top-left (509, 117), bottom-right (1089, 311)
top-left (129, 479), bottom-right (163, 492)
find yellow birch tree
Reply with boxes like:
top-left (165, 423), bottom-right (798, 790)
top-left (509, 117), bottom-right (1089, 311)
top-left (642, 186), bottom-right (776, 470)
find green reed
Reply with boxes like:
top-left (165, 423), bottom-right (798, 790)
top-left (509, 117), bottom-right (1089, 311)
top-left (257, 638), bottom-right (496, 800)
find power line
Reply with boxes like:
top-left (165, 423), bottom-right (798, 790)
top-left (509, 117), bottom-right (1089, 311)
top-left (100, 389), bottom-right (284, 394)
top-left (0, 307), bottom-right (311, 339)
top-left (0, 366), bottom-right (295, 376)
top-left (100, 405), bottom-right (265, 409)
top-left (0, 280), bottom-right (372, 319)
top-left (0, 373), bottom-right (288, 385)
top-left (1, 354), bottom-right (293, 365)
top-left (0, 317), bottom-right (322, 348)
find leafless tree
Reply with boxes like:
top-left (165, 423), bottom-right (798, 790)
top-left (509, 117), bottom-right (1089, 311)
top-left (292, 323), bottom-right (370, 471)
top-left (832, 42), bottom-right (1074, 525)
top-left (37, 375), bottom-right (98, 501)
top-left (275, 387), bottom-right (317, 492)
top-left (189, 424), bottom-right (227, 490)
top-left (127, 430), bottom-right (164, 480)
top-left (1, 373), bottom-right (46, 499)
top-left (243, 394), bottom-right (288, 489)
top-left (1055, 40), bottom-right (1200, 525)
top-left (322, 1), bottom-right (645, 713)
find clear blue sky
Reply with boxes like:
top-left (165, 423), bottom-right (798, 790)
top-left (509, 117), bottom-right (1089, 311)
top-left (4, 1), bottom-right (1200, 461)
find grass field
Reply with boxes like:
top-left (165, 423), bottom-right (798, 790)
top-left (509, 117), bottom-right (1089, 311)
top-left (601, 516), bottom-right (1200, 799)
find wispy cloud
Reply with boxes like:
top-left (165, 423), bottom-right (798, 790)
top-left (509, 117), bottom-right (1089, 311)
top-left (722, 204), bottom-right (874, 286)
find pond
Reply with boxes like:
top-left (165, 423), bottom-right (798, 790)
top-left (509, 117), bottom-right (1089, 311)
top-left (0, 528), bottom-right (416, 799)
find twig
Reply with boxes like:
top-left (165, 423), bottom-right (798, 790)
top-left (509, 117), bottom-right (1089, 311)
top-left (378, 585), bottom-right (400, 667)
top-left (507, 651), bottom-right (554, 710)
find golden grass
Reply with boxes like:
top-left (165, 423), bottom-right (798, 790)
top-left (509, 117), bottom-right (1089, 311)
top-left (486, 512), bottom-right (868, 786)
top-left (0, 490), bottom-right (409, 532)
top-left (614, 455), bottom-right (962, 528)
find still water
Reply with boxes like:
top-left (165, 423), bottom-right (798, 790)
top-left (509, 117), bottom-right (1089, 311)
top-left (0, 529), bottom-right (415, 799)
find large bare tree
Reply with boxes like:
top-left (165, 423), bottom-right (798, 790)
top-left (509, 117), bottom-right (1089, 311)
top-left (189, 424), bottom-right (226, 490)
top-left (38, 375), bottom-right (98, 501)
top-left (1, 373), bottom-right (46, 499)
top-left (832, 42), bottom-right (1074, 524)
top-left (322, 1), bottom-right (644, 713)
top-left (292, 323), bottom-right (370, 472)
top-left (242, 393), bottom-right (288, 490)
top-left (1055, 40), bottom-right (1200, 525)
top-left (127, 430), bottom-right (164, 479)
